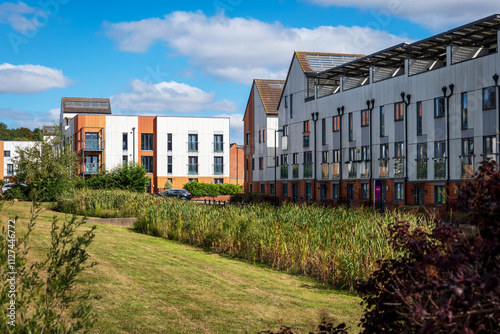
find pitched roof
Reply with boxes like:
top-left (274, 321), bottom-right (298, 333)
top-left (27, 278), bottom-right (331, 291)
top-left (61, 97), bottom-right (111, 114)
top-left (295, 52), bottom-right (365, 73)
top-left (254, 79), bottom-right (285, 115)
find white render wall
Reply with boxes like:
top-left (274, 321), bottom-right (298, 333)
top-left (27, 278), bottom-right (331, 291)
top-left (2, 141), bottom-right (36, 178)
top-left (105, 116), bottom-right (139, 170)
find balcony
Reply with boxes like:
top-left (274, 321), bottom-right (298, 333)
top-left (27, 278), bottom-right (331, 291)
top-left (280, 165), bottom-right (288, 179)
top-left (347, 162), bottom-right (357, 179)
top-left (321, 163), bottom-right (329, 179)
top-left (292, 164), bottom-right (299, 179)
top-left (188, 164), bottom-right (199, 175)
top-left (416, 159), bottom-right (428, 179)
top-left (213, 142), bottom-right (224, 153)
top-left (360, 161), bottom-right (370, 179)
top-left (481, 153), bottom-right (497, 163)
top-left (332, 162), bottom-right (340, 179)
top-left (379, 159), bottom-right (389, 178)
top-left (394, 157), bottom-right (405, 178)
top-left (81, 139), bottom-right (104, 151)
top-left (214, 164), bottom-right (224, 175)
top-left (461, 155), bottom-right (475, 179)
top-left (303, 163), bottom-right (312, 178)
top-left (434, 158), bottom-right (446, 179)
top-left (187, 141), bottom-right (199, 152)
top-left (82, 163), bottom-right (103, 175)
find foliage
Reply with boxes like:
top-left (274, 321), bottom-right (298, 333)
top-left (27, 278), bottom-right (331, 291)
top-left (83, 163), bottom-right (149, 192)
top-left (259, 321), bottom-right (349, 334)
top-left (0, 197), bottom-right (97, 332)
top-left (0, 122), bottom-right (42, 141)
top-left (356, 160), bottom-right (500, 333)
top-left (229, 192), bottom-right (274, 204)
top-left (164, 180), bottom-right (173, 190)
top-left (183, 181), bottom-right (241, 196)
top-left (3, 185), bottom-right (28, 201)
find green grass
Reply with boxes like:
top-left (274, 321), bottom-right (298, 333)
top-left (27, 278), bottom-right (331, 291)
top-left (1, 201), bottom-right (364, 333)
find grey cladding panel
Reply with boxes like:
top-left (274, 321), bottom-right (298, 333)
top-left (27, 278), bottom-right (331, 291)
top-left (395, 122), bottom-right (405, 142)
top-left (361, 127), bottom-right (370, 146)
top-left (483, 110), bottom-right (497, 136)
top-left (434, 118), bottom-right (446, 140)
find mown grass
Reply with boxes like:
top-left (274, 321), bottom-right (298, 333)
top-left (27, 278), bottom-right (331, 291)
top-left (57, 189), bottom-right (433, 290)
top-left (2, 200), bottom-right (364, 333)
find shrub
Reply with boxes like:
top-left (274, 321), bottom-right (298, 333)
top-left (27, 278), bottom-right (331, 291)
top-left (84, 163), bottom-right (149, 192)
top-left (164, 180), bottom-right (173, 190)
top-left (229, 192), bottom-right (273, 204)
top-left (3, 185), bottom-right (28, 201)
top-left (183, 182), bottom-right (241, 196)
top-left (356, 160), bottom-right (500, 333)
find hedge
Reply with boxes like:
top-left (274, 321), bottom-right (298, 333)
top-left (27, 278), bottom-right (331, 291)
top-left (183, 182), bottom-right (241, 196)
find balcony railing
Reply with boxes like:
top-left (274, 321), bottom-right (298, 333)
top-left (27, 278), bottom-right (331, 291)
top-left (81, 139), bottom-right (104, 151)
top-left (303, 136), bottom-right (309, 148)
top-left (379, 159), bottom-right (389, 178)
top-left (82, 163), bottom-right (102, 175)
top-left (434, 158), bottom-right (446, 179)
top-left (394, 157), bottom-right (405, 178)
top-left (461, 155), bottom-right (475, 179)
top-left (332, 162), bottom-right (340, 179)
top-left (481, 153), bottom-right (497, 163)
top-left (360, 161), bottom-right (370, 178)
top-left (321, 163), bottom-right (329, 179)
top-left (303, 163), bottom-right (312, 178)
top-left (347, 162), bottom-right (356, 178)
top-left (214, 164), bottom-right (224, 175)
top-left (280, 165), bottom-right (288, 179)
top-left (188, 164), bottom-right (199, 175)
top-left (292, 164), bottom-right (299, 179)
top-left (187, 141), bottom-right (199, 152)
top-left (213, 142), bottom-right (224, 153)
top-left (416, 159), bottom-right (428, 179)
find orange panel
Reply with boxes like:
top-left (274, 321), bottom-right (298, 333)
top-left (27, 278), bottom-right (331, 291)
top-left (0, 141), bottom-right (4, 179)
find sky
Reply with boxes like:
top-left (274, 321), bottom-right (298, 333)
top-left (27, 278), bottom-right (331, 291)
top-left (0, 0), bottom-right (499, 143)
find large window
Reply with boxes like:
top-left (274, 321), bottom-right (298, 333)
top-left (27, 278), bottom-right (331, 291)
top-left (122, 133), bottom-right (128, 150)
top-left (167, 133), bottom-right (172, 151)
top-left (141, 156), bottom-right (154, 174)
top-left (361, 109), bottom-right (369, 127)
top-left (434, 97), bottom-right (445, 118)
top-left (259, 157), bottom-right (263, 170)
top-left (434, 141), bottom-right (446, 179)
top-left (435, 186), bottom-right (446, 204)
top-left (348, 113), bottom-right (353, 141)
top-left (141, 133), bottom-right (153, 151)
top-left (332, 149), bottom-right (340, 179)
top-left (290, 94), bottom-right (293, 118)
top-left (483, 136), bottom-right (497, 161)
top-left (380, 106), bottom-right (385, 137)
top-left (167, 156), bottom-right (172, 174)
top-left (394, 102), bottom-right (404, 121)
top-left (332, 116), bottom-right (340, 132)
top-left (379, 144), bottom-right (389, 178)
top-left (321, 150), bottom-right (329, 179)
top-left (394, 142), bottom-right (404, 177)
top-left (188, 156), bottom-right (198, 175)
top-left (395, 182), bottom-right (404, 201)
top-left (7, 164), bottom-right (14, 176)
top-left (416, 101), bottom-right (423, 135)
top-left (416, 143), bottom-right (427, 179)
top-left (214, 134), bottom-right (223, 152)
top-left (321, 118), bottom-right (326, 145)
top-left (283, 183), bottom-right (288, 197)
top-left (303, 121), bottom-right (310, 147)
top-left (461, 93), bottom-right (468, 130)
top-left (214, 157), bottom-right (224, 175)
top-left (361, 183), bottom-right (369, 200)
top-left (246, 133), bottom-right (250, 145)
top-left (303, 151), bottom-right (312, 178)
top-left (332, 184), bottom-right (339, 200)
top-left (188, 134), bottom-right (198, 152)
top-left (461, 138), bottom-right (474, 178)
top-left (483, 86), bottom-right (496, 110)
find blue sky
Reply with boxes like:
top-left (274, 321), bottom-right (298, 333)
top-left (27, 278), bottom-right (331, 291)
top-left (0, 0), bottom-right (499, 142)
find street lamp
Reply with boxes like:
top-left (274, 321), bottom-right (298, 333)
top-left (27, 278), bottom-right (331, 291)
top-left (274, 128), bottom-right (284, 206)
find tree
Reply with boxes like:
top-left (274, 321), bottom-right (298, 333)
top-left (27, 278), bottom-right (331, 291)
top-left (84, 163), bottom-right (150, 192)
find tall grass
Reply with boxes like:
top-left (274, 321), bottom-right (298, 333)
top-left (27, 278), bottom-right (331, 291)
top-left (57, 189), bottom-right (432, 290)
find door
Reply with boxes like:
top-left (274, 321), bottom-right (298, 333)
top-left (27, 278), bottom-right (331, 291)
top-left (85, 155), bottom-right (99, 174)
top-left (292, 183), bottom-right (298, 203)
top-left (414, 186), bottom-right (425, 206)
top-left (377, 181), bottom-right (387, 213)
top-left (347, 183), bottom-right (354, 202)
top-left (306, 183), bottom-right (312, 201)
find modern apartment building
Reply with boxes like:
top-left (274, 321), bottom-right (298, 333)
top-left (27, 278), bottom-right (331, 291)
top-left (61, 97), bottom-right (231, 193)
top-left (245, 14), bottom-right (500, 211)
top-left (0, 141), bottom-right (36, 183)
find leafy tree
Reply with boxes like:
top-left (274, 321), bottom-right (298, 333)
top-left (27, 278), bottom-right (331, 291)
top-left (164, 180), bottom-right (173, 190)
top-left (84, 163), bottom-right (149, 192)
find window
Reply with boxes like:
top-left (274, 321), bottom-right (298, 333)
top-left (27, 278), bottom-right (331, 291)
top-left (395, 183), bottom-right (404, 201)
top-left (259, 131), bottom-right (262, 143)
top-left (4, 150), bottom-right (10, 157)
top-left (285, 95), bottom-right (289, 108)
top-left (349, 148), bottom-right (356, 162)
top-left (303, 121), bottom-right (310, 148)
top-left (332, 150), bottom-right (340, 163)
top-left (263, 130), bottom-right (266, 143)
top-left (167, 133), bottom-right (172, 151)
top-left (483, 136), bottom-right (496, 156)
top-left (461, 138), bottom-right (474, 178)
top-left (246, 159), bottom-right (248, 171)
top-left (417, 143), bottom-right (427, 179)
top-left (394, 102), bottom-right (404, 121)
top-left (321, 118), bottom-right (326, 145)
top-left (290, 94), bottom-right (293, 118)
top-left (259, 157), bottom-right (263, 170)
top-left (214, 157), bottom-right (224, 175)
top-left (304, 151), bottom-right (312, 178)
top-left (379, 144), bottom-right (389, 178)
top-left (189, 178), bottom-right (198, 183)
top-left (141, 156), bottom-right (154, 173)
top-left (270, 184), bottom-right (275, 195)
top-left (416, 101), bottom-right (423, 135)
top-left (188, 134), bottom-right (198, 152)
top-left (246, 133), bottom-right (250, 145)
top-left (293, 153), bottom-right (299, 164)
top-left (361, 183), bottom-right (369, 200)
top-left (395, 142), bottom-right (404, 158)
top-left (435, 186), bottom-right (446, 204)
top-left (260, 184), bottom-right (265, 194)
top-left (380, 144), bottom-right (389, 159)
top-left (361, 109), bottom-right (369, 127)
top-left (122, 133), bottom-right (128, 150)
top-left (435, 141), bottom-right (446, 158)
top-left (214, 134), bottom-right (223, 152)
top-left (361, 146), bottom-right (369, 161)
top-left (141, 133), bottom-right (153, 151)
top-left (304, 151), bottom-right (312, 163)
top-left (434, 97), bottom-right (445, 117)
top-left (322, 151), bottom-right (329, 163)
top-left (122, 155), bottom-right (128, 165)
top-left (348, 113), bottom-right (353, 141)
top-left (283, 183), bottom-right (288, 197)
top-left (462, 138), bottom-right (474, 156)
top-left (332, 149), bottom-right (340, 179)
top-left (214, 178), bottom-right (224, 184)
top-left (483, 86), bottom-right (496, 110)
top-left (303, 120), bottom-right (309, 133)
top-left (188, 156), bottom-right (198, 175)
top-left (332, 116), bottom-right (340, 132)
top-left (332, 184), bottom-right (339, 200)
top-left (280, 154), bottom-right (288, 166)
top-left (394, 142), bottom-right (404, 177)
top-left (252, 158), bottom-right (255, 170)
top-left (85, 132), bottom-right (100, 150)
top-left (434, 141), bottom-right (446, 179)
top-left (283, 125), bottom-right (288, 136)
top-left (417, 143), bottom-right (427, 160)
top-left (167, 156), bottom-right (172, 174)
top-left (7, 164), bottom-right (14, 176)
top-left (168, 178), bottom-right (173, 184)
top-left (461, 93), bottom-right (468, 130)
top-left (380, 106), bottom-right (385, 137)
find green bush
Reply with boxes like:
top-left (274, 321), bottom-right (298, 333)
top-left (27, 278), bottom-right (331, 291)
top-left (229, 192), bottom-right (273, 204)
top-left (3, 185), bottom-right (28, 201)
top-left (84, 163), bottom-right (149, 192)
top-left (183, 182), bottom-right (241, 196)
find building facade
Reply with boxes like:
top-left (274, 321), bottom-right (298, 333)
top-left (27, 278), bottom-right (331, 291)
top-left (245, 15), bottom-right (500, 211)
top-left (0, 141), bottom-right (36, 183)
top-left (61, 98), bottom-right (231, 193)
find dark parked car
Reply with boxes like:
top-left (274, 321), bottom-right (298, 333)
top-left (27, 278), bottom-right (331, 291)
top-left (154, 189), bottom-right (192, 200)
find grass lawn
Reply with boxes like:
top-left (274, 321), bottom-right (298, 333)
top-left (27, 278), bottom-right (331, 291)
top-left (1, 201), bottom-right (364, 334)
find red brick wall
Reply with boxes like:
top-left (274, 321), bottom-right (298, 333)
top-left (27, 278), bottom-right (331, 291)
top-left (243, 85), bottom-right (255, 193)
top-left (229, 144), bottom-right (244, 187)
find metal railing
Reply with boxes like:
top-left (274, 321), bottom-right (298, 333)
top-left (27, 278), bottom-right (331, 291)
top-left (82, 163), bottom-right (102, 174)
top-left (321, 163), bottom-right (329, 179)
top-left (187, 164), bottom-right (199, 175)
top-left (187, 141), bottom-right (199, 152)
top-left (213, 142), bottom-right (224, 153)
top-left (434, 158), bottom-right (446, 179)
top-left (292, 164), bottom-right (299, 179)
top-left (303, 163), bottom-right (312, 178)
top-left (348, 162), bottom-right (357, 178)
top-left (81, 139), bottom-right (104, 151)
top-left (332, 162), bottom-right (340, 179)
top-left (360, 161), bottom-right (370, 178)
top-left (379, 159), bottom-right (389, 178)
top-left (214, 164), bottom-right (224, 175)
top-left (280, 165), bottom-right (288, 179)
top-left (461, 155), bottom-right (475, 179)
top-left (416, 159), bottom-right (428, 179)
top-left (394, 157), bottom-right (405, 178)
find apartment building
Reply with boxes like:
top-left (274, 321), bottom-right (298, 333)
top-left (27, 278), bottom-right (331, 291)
top-left (61, 97), bottom-right (231, 193)
top-left (0, 141), bottom-right (36, 183)
top-left (245, 14), bottom-right (500, 211)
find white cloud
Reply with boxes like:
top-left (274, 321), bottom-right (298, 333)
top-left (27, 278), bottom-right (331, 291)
top-left (110, 79), bottom-right (237, 113)
top-left (0, 107), bottom-right (59, 129)
top-left (213, 113), bottom-right (244, 143)
top-left (303, 0), bottom-right (499, 30)
top-left (0, 63), bottom-right (72, 94)
top-left (104, 11), bottom-right (408, 83)
top-left (0, 1), bottom-right (45, 33)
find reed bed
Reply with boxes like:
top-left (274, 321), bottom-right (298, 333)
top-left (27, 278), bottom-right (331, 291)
top-left (57, 189), bottom-right (432, 290)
